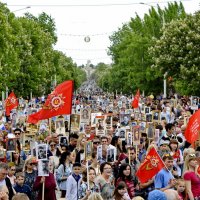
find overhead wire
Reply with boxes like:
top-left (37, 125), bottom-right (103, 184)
top-left (6, 0), bottom-right (192, 7)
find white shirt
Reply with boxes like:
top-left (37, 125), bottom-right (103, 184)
top-left (0, 179), bottom-right (6, 187)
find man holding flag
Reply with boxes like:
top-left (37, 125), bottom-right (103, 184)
top-left (154, 154), bottom-right (176, 191)
top-left (136, 147), bottom-right (176, 192)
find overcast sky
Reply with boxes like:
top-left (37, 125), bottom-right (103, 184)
top-left (2, 0), bottom-right (199, 66)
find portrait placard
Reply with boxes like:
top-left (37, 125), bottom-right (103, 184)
top-left (59, 136), bottom-right (68, 146)
top-left (36, 144), bottom-right (48, 160)
top-left (80, 108), bottom-right (91, 123)
top-left (145, 107), bottom-right (150, 114)
top-left (118, 101), bottom-right (122, 109)
top-left (132, 126), bottom-right (140, 144)
top-left (91, 112), bottom-right (102, 127)
top-left (95, 116), bottom-right (105, 136)
top-left (70, 114), bottom-right (80, 132)
top-left (146, 114), bottom-right (152, 122)
top-left (79, 122), bottom-right (87, 133)
top-left (139, 121), bottom-right (146, 132)
top-left (146, 123), bottom-right (155, 139)
top-left (85, 141), bottom-right (93, 161)
top-left (105, 114), bottom-right (113, 130)
top-left (55, 118), bottom-right (65, 135)
top-left (6, 138), bottom-right (16, 152)
top-left (38, 160), bottom-right (49, 177)
top-left (106, 148), bottom-right (116, 162)
top-left (120, 114), bottom-right (131, 126)
top-left (118, 128), bottom-right (126, 141)
top-left (141, 103), bottom-right (145, 113)
top-left (64, 115), bottom-right (70, 133)
top-left (126, 132), bottom-right (133, 147)
top-left (152, 111), bottom-right (160, 122)
top-left (97, 145), bottom-right (103, 161)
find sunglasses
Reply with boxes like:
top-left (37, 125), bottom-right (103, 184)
top-left (11, 169), bottom-right (16, 171)
top-left (29, 163), bottom-right (37, 166)
top-left (14, 133), bottom-right (21, 135)
top-left (50, 144), bottom-right (56, 147)
top-left (93, 142), bottom-right (100, 144)
top-left (189, 154), bottom-right (196, 158)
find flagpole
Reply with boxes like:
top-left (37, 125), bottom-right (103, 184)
top-left (86, 160), bottom-right (90, 190)
top-left (69, 80), bottom-right (74, 135)
top-left (49, 118), bottom-right (52, 135)
top-left (135, 145), bottom-right (138, 160)
top-left (42, 180), bottom-right (45, 200)
top-left (128, 148), bottom-right (131, 165)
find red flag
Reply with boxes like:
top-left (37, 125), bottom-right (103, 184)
top-left (132, 89), bottom-right (140, 108)
top-left (185, 109), bottom-right (200, 144)
top-left (5, 92), bottom-right (19, 116)
top-left (28, 80), bottom-right (73, 124)
top-left (136, 147), bottom-right (165, 183)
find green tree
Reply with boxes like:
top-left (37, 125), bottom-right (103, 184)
top-left (0, 2), bottom-right (86, 97)
top-left (150, 12), bottom-right (200, 95)
top-left (106, 2), bottom-right (187, 95)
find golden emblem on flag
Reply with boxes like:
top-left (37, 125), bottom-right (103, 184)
top-left (43, 92), bottom-right (65, 110)
top-left (145, 155), bottom-right (159, 170)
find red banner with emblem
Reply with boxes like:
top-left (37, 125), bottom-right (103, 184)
top-left (27, 80), bottom-right (73, 124)
top-left (132, 89), bottom-right (140, 108)
top-left (136, 147), bottom-right (165, 183)
top-left (185, 109), bottom-right (200, 144)
top-left (5, 92), bottom-right (19, 116)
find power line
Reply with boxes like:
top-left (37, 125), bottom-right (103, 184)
top-left (57, 48), bottom-right (108, 51)
top-left (6, 0), bottom-right (192, 7)
top-left (59, 32), bottom-right (113, 37)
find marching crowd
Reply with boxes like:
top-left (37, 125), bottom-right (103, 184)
top-left (0, 81), bottom-right (199, 200)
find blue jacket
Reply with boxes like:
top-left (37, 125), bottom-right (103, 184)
top-left (14, 183), bottom-right (32, 199)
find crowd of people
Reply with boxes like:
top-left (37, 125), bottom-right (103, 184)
top-left (0, 81), bottom-right (200, 200)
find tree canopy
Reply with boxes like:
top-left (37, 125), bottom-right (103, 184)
top-left (150, 12), bottom-right (200, 95)
top-left (100, 2), bottom-right (187, 95)
top-left (0, 3), bottom-right (86, 97)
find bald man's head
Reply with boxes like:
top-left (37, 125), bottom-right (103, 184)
top-left (164, 189), bottom-right (179, 200)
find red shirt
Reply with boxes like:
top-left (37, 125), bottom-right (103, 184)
top-left (183, 171), bottom-right (200, 198)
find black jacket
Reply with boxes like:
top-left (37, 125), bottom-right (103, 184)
top-left (5, 177), bottom-right (14, 200)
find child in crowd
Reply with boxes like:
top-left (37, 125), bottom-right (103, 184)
top-left (13, 172), bottom-right (31, 200)
top-left (113, 181), bottom-right (131, 200)
top-left (7, 162), bottom-right (16, 186)
top-left (175, 179), bottom-right (187, 200)
top-left (66, 162), bottom-right (82, 200)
